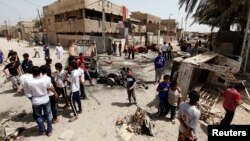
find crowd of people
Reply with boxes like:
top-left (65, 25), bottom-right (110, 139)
top-left (0, 39), bottom-right (246, 140)
top-left (1, 43), bottom-right (92, 136)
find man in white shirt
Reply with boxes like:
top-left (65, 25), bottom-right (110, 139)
top-left (28, 66), bottom-right (58, 136)
top-left (161, 42), bottom-right (168, 60)
top-left (177, 90), bottom-right (200, 141)
top-left (20, 67), bottom-right (33, 100)
top-left (67, 61), bottom-right (84, 122)
top-left (55, 43), bottom-right (64, 60)
top-left (40, 65), bottom-right (61, 124)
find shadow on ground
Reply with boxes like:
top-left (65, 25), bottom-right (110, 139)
top-left (0, 89), bottom-right (15, 94)
top-left (111, 102), bottom-right (131, 107)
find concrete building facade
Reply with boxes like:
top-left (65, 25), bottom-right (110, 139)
top-left (130, 11), bottom-right (161, 33)
top-left (16, 21), bottom-right (39, 40)
top-left (43, 0), bottom-right (127, 48)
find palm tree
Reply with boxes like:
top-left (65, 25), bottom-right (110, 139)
top-left (179, 0), bottom-right (246, 31)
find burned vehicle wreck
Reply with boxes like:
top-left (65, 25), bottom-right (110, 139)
top-left (97, 67), bottom-right (149, 89)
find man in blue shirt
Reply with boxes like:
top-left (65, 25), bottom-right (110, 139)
top-left (154, 52), bottom-right (165, 84)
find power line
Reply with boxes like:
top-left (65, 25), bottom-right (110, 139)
top-left (22, 0), bottom-right (42, 8)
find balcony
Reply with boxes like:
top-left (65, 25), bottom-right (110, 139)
top-left (84, 19), bottom-right (119, 33)
top-left (54, 18), bottom-right (119, 33)
top-left (55, 19), bottom-right (85, 33)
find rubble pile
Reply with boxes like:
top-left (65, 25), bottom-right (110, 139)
top-left (0, 111), bottom-right (26, 141)
top-left (195, 86), bottom-right (223, 124)
top-left (116, 107), bottom-right (155, 136)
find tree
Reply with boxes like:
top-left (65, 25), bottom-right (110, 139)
top-left (179, 0), bottom-right (246, 31)
top-left (34, 20), bottom-right (42, 28)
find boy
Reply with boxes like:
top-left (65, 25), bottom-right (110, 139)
top-left (67, 61), bottom-right (83, 122)
top-left (3, 57), bottom-right (21, 91)
top-left (77, 61), bottom-right (86, 99)
top-left (21, 53), bottom-right (33, 74)
top-left (165, 81), bottom-right (182, 124)
top-left (156, 75), bottom-right (171, 116)
top-left (126, 69), bottom-right (137, 104)
top-left (54, 63), bottom-right (69, 108)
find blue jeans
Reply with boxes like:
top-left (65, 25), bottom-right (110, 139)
top-left (32, 101), bottom-right (53, 133)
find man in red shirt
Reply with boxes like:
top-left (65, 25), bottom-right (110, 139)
top-left (220, 83), bottom-right (244, 125)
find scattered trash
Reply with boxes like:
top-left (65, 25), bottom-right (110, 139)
top-left (0, 126), bottom-right (25, 141)
top-left (59, 130), bottom-right (74, 141)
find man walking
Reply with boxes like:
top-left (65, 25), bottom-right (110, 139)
top-left (43, 43), bottom-right (50, 60)
top-left (56, 43), bottom-right (64, 60)
top-left (28, 66), bottom-right (58, 136)
top-left (154, 52), bottom-right (165, 84)
top-left (220, 83), bottom-right (244, 125)
top-left (161, 42), bottom-right (168, 60)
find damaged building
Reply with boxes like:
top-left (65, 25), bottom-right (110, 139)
top-left (43, 0), bottom-right (128, 52)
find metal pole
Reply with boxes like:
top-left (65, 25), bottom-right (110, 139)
top-left (102, 0), bottom-right (106, 53)
top-left (241, 11), bottom-right (250, 72)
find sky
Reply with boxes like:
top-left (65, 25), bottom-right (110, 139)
top-left (0, 0), bottom-right (213, 32)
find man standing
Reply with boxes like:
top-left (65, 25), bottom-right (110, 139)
top-left (40, 65), bottom-right (61, 124)
top-left (220, 84), bottom-right (244, 125)
top-left (21, 53), bottom-right (33, 74)
top-left (154, 52), bottom-right (165, 84)
top-left (69, 40), bottom-right (78, 57)
top-left (55, 43), bottom-right (64, 60)
top-left (43, 43), bottom-right (50, 60)
top-left (118, 41), bottom-right (122, 57)
top-left (20, 67), bottom-right (33, 100)
top-left (126, 69), bottom-right (137, 104)
top-left (161, 42), bottom-right (168, 60)
top-left (28, 66), bottom-right (58, 136)
top-left (177, 90), bottom-right (200, 141)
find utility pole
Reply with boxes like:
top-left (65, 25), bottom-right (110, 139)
top-left (4, 20), bottom-right (8, 37)
top-left (37, 9), bottom-right (43, 30)
top-left (241, 9), bottom-right (250, 73)
top-left (102, 0), bottom-right (106, 53)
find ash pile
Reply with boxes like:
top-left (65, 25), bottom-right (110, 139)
top-left (116, 107), bottom-right (155, 140)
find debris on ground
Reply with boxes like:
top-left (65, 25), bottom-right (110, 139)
top-left (0, 126), bottom-right (25, 141)
top-left (116, 107), bottom-right (155, 141)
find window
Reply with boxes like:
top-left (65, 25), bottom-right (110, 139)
top-left (48, 19), bottom-right (51, 25)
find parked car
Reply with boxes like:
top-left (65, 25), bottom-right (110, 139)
top-left (134, 45), bottom-right (148, 53)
